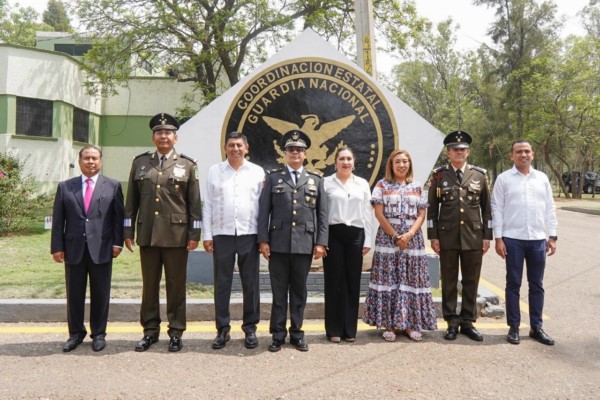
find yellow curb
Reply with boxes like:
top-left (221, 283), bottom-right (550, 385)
top-left (0, 319), bottom-right (514, 334)
top-left (479, 278), bottom-right (550, 321)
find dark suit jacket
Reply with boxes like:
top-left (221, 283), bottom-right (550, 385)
top-left (427, 164), bottom-right (492, 250)
top-left (257, 168), bottom-right (328, 254)
top-left (51, 175), bottom-right (125, 265)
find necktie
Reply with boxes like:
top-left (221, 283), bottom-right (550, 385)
top-left (456, 169), bottom-right (463, 184)
top-left (292, 170), bottom-right (299, 186)
top-left (160, 155), bottom-right (167, 169)
top-left (84, 178), bottom-right (94, 213)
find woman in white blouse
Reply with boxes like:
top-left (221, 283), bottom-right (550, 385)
top-left (323, 146), bottom-right (373, 343)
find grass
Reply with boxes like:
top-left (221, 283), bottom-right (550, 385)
top-left (0, 210), bottom-right (214, 299)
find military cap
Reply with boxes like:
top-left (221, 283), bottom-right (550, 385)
top-left (444, 130), bottom-right (472, 148)
top-left (281, 130), bottom-right (311, 150)
top-left (149, 113), bottom-right (180, 132)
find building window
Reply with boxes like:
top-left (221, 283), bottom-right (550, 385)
top-left (73, 108), bottom-right (90, 143)
top-left (16, 97), bottom-right (53, 137)
top-left (54, 44), bottom-right (93, 57)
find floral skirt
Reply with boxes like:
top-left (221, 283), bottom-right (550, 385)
top-left (363, 220), bottom-right (437, 332)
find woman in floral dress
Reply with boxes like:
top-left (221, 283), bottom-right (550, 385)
top-left (363, 149), bottom-right (437, 341)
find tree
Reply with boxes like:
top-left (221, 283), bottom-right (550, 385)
top-left (43, 0), bottom-right (72, 32)
top-left (0, 0), bottom-right (53, 46)
top-left (68, 0), bottom-right (424, 110)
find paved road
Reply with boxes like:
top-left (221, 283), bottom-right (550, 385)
top-left (0, 207), bottom-right (599, 399)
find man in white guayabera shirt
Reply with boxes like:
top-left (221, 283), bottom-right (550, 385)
top-left (202, 131), bottom-right (265, 350)
top-left (491, 140), bottom-right (558, 346)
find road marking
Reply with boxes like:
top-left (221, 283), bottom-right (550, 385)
top-left (480, 277), bottom-right (550, 321)
top-left (0, 319), bottom-right (511, 334)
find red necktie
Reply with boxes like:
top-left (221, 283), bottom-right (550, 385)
top-left (84, 178), bottom-right (94, 213)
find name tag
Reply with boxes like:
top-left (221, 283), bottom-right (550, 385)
top-left (173, 167), bottom-right (186, 178)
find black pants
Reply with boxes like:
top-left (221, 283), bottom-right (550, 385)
top-left (139, 246), bottom-right (188, 338)
top-left (65, 245), bottom-right (112, 339)
top-left (440, 249), bottom-right (483, 327)
top-left (212, 234), bottom-right (260, 334)
top-left (323, 224), bottom-right (364, 339)
top-left (268, 252), bottom-right (312, 341)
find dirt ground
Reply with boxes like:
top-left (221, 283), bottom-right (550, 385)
top-left (0, 203), bottom-right (599, 399)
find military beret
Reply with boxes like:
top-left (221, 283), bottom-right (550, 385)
top-left (149, 113), bottom-right (180, 132)
top-left (444, 130), bottom-right (472, 148)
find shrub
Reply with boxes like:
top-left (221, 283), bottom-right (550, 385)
top-left (0, 151), bottom-right (39, 235)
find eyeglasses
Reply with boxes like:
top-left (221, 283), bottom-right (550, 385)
top-left (286, 147), bottom-right (305, 153)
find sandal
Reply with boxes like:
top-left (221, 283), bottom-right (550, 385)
top-left (382, 330), bottom-right (397, 342)
top-left (405, 329), bottom-right (422, 342)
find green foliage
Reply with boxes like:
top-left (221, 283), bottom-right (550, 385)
top-left (0, 1), bottom-right (53, 46)
top-left (0, 151), bottom-right (42, 235)
top-left (69, 0), bottom-right (423, 109)
top-left (43, 0), bottom-right (72, 32)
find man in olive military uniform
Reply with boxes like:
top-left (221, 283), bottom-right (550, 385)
top-left (258, 130), bottom-right (328, 352)
top-left (124, 113), bottom-right (202, 352)
top-left (427, 130), bottom-right (492, 342)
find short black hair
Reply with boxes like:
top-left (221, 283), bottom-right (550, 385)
top-left (511, 140), bottom-right (531, 151)
top-left (79, 145), bottom-right (102, 159)
top-left (225, 131), bottom-right (248, 145)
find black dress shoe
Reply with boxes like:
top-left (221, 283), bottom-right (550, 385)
top-left (268, 338), bottom-right (283, 352)
top-left (168, 336), bottom-right (183, 352)
top-left (507, 327), bottom-right (520, 345)
top-left (460, 326), bottom-right (484, 342)
top-left (244, 332), bottom-right (258, 349)
top-left (212, 331), bottom-right (231, 350)
top-left (529, 328), bottom-right (554, 345)
top-left (444, 326), bottom-right (458, 341)
top-left (63, 335), bottom-right (85, 352)
top-left (135, 335), bottom-right (158, 352)
top-left (290, 338), bottom-right (309, 352)
top-left (91, 336), bottom-right (106, 352)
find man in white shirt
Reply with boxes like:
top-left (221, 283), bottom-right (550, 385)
top-left (491, 140), bottom-right (558, 346)
top-left (203, 131), bottom-right (265, 350)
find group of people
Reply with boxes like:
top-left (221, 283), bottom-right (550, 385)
top-left (50, 113), bottom-right (558, 354)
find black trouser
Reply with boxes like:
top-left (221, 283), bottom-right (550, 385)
top-left (139, 246), bottom-right (188, 338)
top-left (65, 245), bottom-right (112, 339)
top-left (268, 252), bottom-right (312, 341)
top-left (440, 249), bottom-right (482, 328)
top-left (323, 224), bottom-right (364, 339)
top-left (213, 234), bottom-right (260, 334)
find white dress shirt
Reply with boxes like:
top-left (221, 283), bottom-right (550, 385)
top-left (81, 174), bottom-right (99, 188)
top-left (324, 174), bottom-right (374, 246)
top-left (202, 159), bottom-right (265, 240)
top-left (491, 165), bottom-right (558, 240)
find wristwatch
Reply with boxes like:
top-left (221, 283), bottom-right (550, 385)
top-left (548, 236), bottom-right (558, 241)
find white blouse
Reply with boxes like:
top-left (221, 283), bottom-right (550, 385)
top-left (324, 174), bottom-right (374, 246)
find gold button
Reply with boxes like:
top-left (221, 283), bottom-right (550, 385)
top-left (175, 185), bottom-right (179, 189)
top-left (293, 200), bottom-right (297, 204)
top-left (292, 222), bottom-right (296, 227)
top-left (159, 172), bottom-right (163, 176)
top-left (460, 208), bottom-right (464, 212)
top-left (460, 221), bottom-right (464, 225)
top-left (156, 185), bottom-right (161, 189)
top-left (156, 198), bottom-right (160, 202)
top-left (293, 211), bottom-right (297, 215)
top-left (155, 211), bottom-right (159, 216)
top-left (293, 189), bottom-right (297, 193)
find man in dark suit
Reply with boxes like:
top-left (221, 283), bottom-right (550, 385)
top-left (124, 113), bottom-right (202, 353)
top-left (51, 145), bottom-right (124, 352)
top-left (258, 130), bottom-right (328, 352)
top-left (427, 131), bottom-right (492, 342)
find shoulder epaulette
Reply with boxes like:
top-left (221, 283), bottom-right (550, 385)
top-left (432, 165), bottom-right (445, 174)
top-left (306, 169), bottom-right (324, 177)
top-left (133, 151), bottom-right (151, 160)
top-left (266, 168), bottom-right (283, 175)
top-left (470, 165), bottom-right (487, 174)
top-left (179, 153), bottom-right (197, 163)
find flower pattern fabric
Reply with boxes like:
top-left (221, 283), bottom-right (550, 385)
top-left (363, 179), bottom-right (438, 332)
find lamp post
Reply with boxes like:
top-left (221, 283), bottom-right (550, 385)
top-left (355, 0), bottom-right (377, 79)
